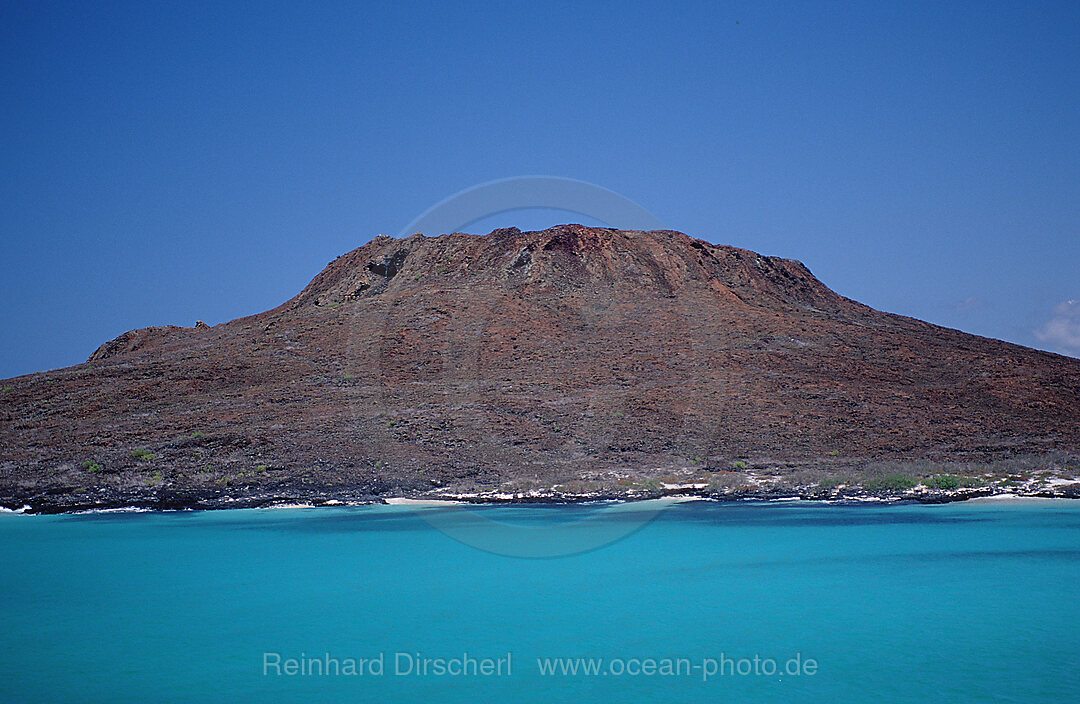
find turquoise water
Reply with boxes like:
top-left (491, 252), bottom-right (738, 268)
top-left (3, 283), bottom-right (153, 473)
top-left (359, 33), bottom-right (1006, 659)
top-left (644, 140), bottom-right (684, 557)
top-left (2, 500), bottom-right (1078, 703)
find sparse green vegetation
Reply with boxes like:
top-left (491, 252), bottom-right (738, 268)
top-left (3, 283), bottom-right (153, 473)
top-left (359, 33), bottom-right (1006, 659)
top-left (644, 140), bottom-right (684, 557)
top-left (786, 460), bottom-right (1002, 495)
top-left (388, 420), bottom-right (398, 427)
top-left (1, 386), bottom-right (13, 393)
top-left (256, 465), bottom-right (268, 472)
top-left (81, 460), bottom-right (103, 473)
top-left (343, 373), bottom-right (356, 380)
top-left (190, 431), bottom-right (206, 438)
top-left (132, 448), bottom-right (155, 462)
top-left (375, 460), bottom-right (385, 469)
top-left (861, 473), bottom-right (917, 492)
top-left (732, 460), bottom-right (748, 470)
top-left (829, 450), bottom-right (839, 457)
top-left (923, 475), bottom-right (982, 490)
top-left (633, 478), bottom-right (663, 495)
top-left (924, 474), bottom-right (959, 490)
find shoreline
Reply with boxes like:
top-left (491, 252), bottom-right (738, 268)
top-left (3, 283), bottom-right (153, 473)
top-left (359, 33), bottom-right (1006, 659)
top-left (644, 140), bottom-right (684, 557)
top-left (3, 483), bottom-right (1078, 516)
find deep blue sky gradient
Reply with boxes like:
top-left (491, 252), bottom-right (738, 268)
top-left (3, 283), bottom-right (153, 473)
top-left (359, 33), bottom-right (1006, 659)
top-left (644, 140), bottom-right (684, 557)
top-left (2, 1), bottom-right (1078, 378)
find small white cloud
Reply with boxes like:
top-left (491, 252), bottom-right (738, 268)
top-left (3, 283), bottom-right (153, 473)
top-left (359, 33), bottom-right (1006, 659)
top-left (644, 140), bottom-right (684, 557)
top-left (1035, 300), bottom-right (1080, 357)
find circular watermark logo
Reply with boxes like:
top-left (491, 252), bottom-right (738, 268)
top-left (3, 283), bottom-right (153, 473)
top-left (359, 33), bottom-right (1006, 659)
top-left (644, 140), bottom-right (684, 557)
top-left (348, 176), bottom-right (700, 557)
top-left (396, 176), bottom-right (666, 237)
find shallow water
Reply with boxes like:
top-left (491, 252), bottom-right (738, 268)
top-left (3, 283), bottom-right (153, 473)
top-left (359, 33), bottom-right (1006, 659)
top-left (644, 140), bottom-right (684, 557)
top-left (2, 500), bottom-right (1078, 703)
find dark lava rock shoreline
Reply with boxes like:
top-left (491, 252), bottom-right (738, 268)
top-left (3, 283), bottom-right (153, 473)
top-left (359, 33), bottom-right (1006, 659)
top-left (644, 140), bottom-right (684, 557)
top-left (5, 481), bottom-right (1079, 515)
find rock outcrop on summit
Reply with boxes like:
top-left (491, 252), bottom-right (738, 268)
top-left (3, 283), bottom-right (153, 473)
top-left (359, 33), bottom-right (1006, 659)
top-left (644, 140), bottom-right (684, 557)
top-left (2, 225), bottom-right (1079, 511)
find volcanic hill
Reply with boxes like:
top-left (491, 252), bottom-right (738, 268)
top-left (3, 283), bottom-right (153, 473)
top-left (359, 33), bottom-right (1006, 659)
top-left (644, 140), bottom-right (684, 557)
top-left (2, 225), bottom-right (1079, 511)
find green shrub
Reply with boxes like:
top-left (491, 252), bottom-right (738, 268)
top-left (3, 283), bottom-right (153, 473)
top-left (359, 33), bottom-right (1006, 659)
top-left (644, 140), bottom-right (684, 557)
top-left (190, 431), bottom-right (206, 438)
top-left (81, 460), bottom-right (103, 473)
top-left (923, 475), bottom-right (981, 490)
top-left (732, 460), bottom-right (748, 470)
top-left (132, 448), bottom-right (155, 462)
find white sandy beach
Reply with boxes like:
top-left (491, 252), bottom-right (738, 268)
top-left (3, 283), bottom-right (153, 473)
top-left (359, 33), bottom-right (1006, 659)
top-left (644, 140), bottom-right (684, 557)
top-left (384, 497), bottom-right (465, 507)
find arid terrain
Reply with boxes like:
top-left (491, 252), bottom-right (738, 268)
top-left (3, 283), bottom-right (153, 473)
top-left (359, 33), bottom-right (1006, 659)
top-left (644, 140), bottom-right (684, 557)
top-left (2, 225), bottom-right (1079, 512)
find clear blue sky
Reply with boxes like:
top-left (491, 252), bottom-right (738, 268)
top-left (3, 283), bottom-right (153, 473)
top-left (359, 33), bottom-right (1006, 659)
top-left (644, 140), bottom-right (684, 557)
top-left (2, 0), bottom-right (1078, 379)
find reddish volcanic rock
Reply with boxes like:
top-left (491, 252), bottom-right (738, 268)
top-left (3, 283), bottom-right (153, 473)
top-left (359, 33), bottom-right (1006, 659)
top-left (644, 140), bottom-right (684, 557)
top-left (1, 225), bottom-right (1079, 510)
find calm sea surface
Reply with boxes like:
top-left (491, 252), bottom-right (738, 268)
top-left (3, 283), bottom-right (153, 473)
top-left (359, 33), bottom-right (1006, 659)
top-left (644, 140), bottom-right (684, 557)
top-left (2, 499), bottom-right (1078, 703)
